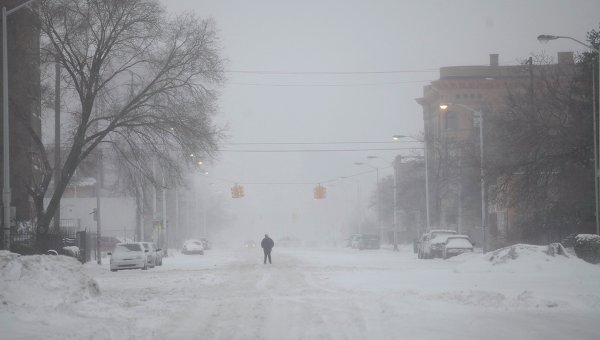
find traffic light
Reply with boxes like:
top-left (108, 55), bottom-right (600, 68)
top-left (231, 184), bottom-right (245, 198)
top-left (313, 184), bottom-right (326, 199)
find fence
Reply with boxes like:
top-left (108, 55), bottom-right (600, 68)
top-left (2, 219), bottom-right (96, 263)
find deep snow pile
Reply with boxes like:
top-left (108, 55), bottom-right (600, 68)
top-left (485, 243), bottom-right (569, 265)
top-left (0, 250), bottom-right (100, 308)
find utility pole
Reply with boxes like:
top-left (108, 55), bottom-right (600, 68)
top-left (53, 58), bottom-right (60, 232)
top-left (95, 150), bottom-right (102, 265)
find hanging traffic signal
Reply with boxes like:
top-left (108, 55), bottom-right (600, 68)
top-left (313, 184), bottom-right (326, 199)
top-left (231, 184), bottom-right (245, 198)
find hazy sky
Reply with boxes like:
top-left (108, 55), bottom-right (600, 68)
top-left (161, 0), bottom-right (599, 239)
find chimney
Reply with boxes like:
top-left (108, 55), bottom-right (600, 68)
top-left (489, 54), bottom-right (499, 66)
top-left (557, 51), bottom-right (574, 64)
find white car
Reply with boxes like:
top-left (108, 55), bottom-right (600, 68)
top-left (109, 243), bottom-right (149, 271)
top-left (443, 235), bottom-right (474, 259)
top-left (182, 239), bottom-right (205, 255)
top-left (141, 242), bottom-right (162, 267)
top-left (419, 229), bottom-right (458, 259)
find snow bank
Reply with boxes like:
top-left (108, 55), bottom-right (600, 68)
top-left (485, 244), bottom-right (569, 265)
top-left (0, 250), bottom-right (100, 309)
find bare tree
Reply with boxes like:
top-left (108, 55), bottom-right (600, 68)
top-left (486, 50), bottom-right (596, 242)
top-left (29, 0), bottom-right (225, 236)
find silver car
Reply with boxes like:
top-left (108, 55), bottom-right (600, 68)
top-left (142, 242), bottom-right (163, 266)
top-left (109, 243), bottom-right (149, 271)
top-left (443, 235), bottom-right (474, 259)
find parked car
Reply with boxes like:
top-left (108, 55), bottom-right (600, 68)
top-left (182, 239), bottom-right (205, 255)
top-left (109, 243), bottom-right (149, 271)
top-left (140, 242), bottom-right (157, 268)
top-left (141, 242), bottom-right (162, 266)
top-left (357, 234), bottom-right (380, 250)
top-left (350, 234), bottom-right (361, 248)
top-left (417, 233), bottom-right (429, 259)
top-left (200, 238), bottom-right (212, 250)
top-left (443, 235), bottom-right (474, 259)
top-left (419, 229), bottom-right (457, 259)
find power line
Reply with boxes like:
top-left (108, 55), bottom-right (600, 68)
top-left (228, 79), bottom-right (432, 87)
top-left (218, 147), bottom-right (422, 153)
top-left (225, 69), bottom-right (437, 75)
top-left (227, 141), bottom-right (419, 145)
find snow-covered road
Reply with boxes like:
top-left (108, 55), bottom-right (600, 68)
top-left (2, 245), bottom-right (600, 339)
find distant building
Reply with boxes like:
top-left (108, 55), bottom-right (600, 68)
top-left (416, 52), bottom-right (576, 248)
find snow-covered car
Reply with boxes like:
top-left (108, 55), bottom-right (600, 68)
top-left (350, 234), bottom-right (361, 249)
top-left (357, 234), bottom-right (380, 250)
top-left (109, 243), bottom-right (149, 271)
top-left (141, 242), bottom-right (162, 266)
top-left (200, 238), bottom-right (212, 250)
top-left (182, 239), bottom-right (205, 255)
top-left (443, 235), bottom-right (474, 259)
top-left (140, 242), bottom-right (157, 268)
top-left (419, 229), bottom-right (457, 259)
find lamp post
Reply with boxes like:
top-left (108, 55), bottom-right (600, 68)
top-left (537, 34), bottom-right (600, 236)
top-left (392, 135), bottom-right (430, 235)
top-left (355, 162), bottom-right (382, 242)
top-left (2, 0), bottom-right (38, 250)
top-left (367, 155), bottom-right (400, 251)
top-left (439, 104), bottom-right (487, 253)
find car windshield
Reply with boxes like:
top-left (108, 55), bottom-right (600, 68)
top-left (114, 244), bottom-right (141, 252)
top-left (446, 238), bottom-right (473, 248)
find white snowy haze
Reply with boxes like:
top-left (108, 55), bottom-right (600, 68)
top-left (10, 1), bottom-right (599, 339)
top-left (158, 0), bottom-right (600, 244)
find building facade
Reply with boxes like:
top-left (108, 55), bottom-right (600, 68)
top-left (416, 52), bottom-right (576, 249)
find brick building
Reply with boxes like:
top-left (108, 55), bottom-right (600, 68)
top-left (416, 52), bottom-right (576, 248)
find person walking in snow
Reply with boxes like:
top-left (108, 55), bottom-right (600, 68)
top-left (261, 234), bottom-right (275, 264)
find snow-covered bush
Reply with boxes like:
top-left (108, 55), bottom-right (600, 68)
top-left (574, 234), bottom-right (600, 264)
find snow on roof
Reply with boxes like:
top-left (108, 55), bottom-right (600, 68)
top-left (0, 250), bottom-right (99, 309)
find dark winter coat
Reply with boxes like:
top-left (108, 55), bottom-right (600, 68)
top-left (261, 237), bottom-right (274, 250)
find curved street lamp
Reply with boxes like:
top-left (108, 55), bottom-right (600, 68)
top-left (355, 161), bottom-right (382, 242)
top-left (537, 34), bottom-right (600, 236)
top-left (439, 103), bottom-right (487, 253)
top-left (392, 135), bottom-right (431, 239)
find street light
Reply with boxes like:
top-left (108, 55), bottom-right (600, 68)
top-left (368, 155), bottom-right (401, 251)
top-left (439, 103), bottom-right (487, 253)
top-left (392, 135), bottom-right (431, 236)
top-left (2, 0), bottom-right (38, 250)
top-left (355, 161), bottom-right (382, 242)
top-left (537, 34), bottom-right (600, 236)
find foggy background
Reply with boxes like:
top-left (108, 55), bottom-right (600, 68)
top-left (155, 0), bottom-right (599, 245)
